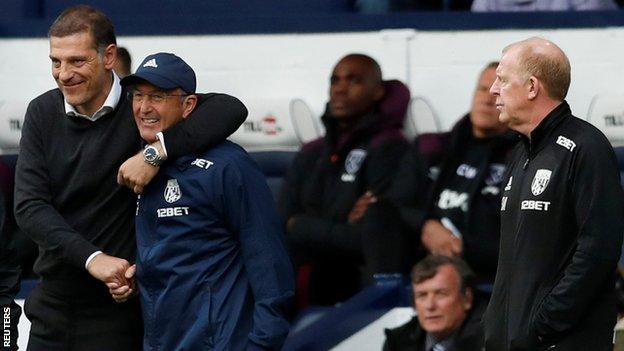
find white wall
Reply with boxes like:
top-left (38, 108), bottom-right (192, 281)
top-left (2, 27), bottom-right (624, 149)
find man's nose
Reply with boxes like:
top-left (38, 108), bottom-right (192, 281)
top-left (422, 295), bottom-right (437, 310)
top-left (138, 100), bottom-right (153, 114)
top-left (489, 80), bottom-right (499, 95)
top-left (332, 80), bottom-right (348, 95)
top-left (57, 62), bottom-right (73, 82)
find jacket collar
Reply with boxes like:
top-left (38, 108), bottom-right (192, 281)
top-left (320, 108), bottom-right (381, 153)
top-left (520, 101), bottom-right (570, 156)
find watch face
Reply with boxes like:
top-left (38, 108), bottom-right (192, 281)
top-left (144, 147), bottom-right (157, 161)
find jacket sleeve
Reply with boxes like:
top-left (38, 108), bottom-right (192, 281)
top-left (276, 150), bottom-right (306, 224)
top-left (161, 93), bottom-right (247, 159)
top-left (280, 139), bottom-right (410, 255)
top-left (384, 143), bottom-right (431, 234)
top-left (533, 138), bottom-right (624, 337)
top-left (222, 159), bottom-right (295, 349)
top-left (14, 100), bottom-right (100, 269)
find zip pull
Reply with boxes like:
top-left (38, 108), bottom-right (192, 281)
top-left (523, 158), bottom-right (529, 169)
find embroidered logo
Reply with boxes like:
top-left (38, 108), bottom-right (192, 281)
top-left (531, 169), bottom-right (552, 196)
top-left (456, 164), bottom-right (477, 179)
top-left (485, 164), bottom-right (506, 186)
top-left (164, 179), bottom-right (181, 203)
top-left (191, 158), bottom-right (214, 170)
top-left (504, 176), bottom-right (513, 191)
top-left (556, 135), bottom-right (576, 152)
top-left (143, 58), bottom-right (158, 68)
top-left (437, 189), bottom-right (469, 212)
top-left (344, 149), bottom-right (367, 175)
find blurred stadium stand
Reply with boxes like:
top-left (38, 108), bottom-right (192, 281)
top-left (2, 0), bottom-right (624, 37)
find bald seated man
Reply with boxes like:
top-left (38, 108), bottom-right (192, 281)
top-left (278, 54), bottom-right (411, 305)
top-left (483, 37), bottom-right (624, 351)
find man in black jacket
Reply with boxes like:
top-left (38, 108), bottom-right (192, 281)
top-left (279, 54), bottom-right (411, 305)
top-left (484, 37), bottom-right (624, 351)
top-left (389, 62), bottom-right (514, 286)
top-left (13, 5), bottom-right (246, 350)
top-left (384, 255), bottom-right (484, 351)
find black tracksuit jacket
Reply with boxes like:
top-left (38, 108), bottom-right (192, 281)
top-left (484, 102), bottom-right (624, 351)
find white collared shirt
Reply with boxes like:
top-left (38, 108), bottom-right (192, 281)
top-left (64, 71), bottom-right (122, 121)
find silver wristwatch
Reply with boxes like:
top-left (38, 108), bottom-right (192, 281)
top-left (143, 145), bottom-right (165, 166)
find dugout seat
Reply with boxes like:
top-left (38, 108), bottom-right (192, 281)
top-left (404, 96), bottom-right (441, 139)
top-left (587, 95), bottom-right (624, 272)
top-left (229, 98), bottom-right (319, 201)
top-left (586, 94), bottom-right (624, 187)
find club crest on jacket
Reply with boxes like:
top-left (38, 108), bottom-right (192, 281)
top-left (164, 179), bottom-right (182, 203)
top-left (345, 149), bottom-right (367, 174)
top-left (531, 169), bottom-right (551, 196)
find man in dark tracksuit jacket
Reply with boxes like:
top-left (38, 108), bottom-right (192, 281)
top-left (484, 38), bottom-right (624, 351)
top-left (419, 115), bottom-right (516, 285)
top-left (124, 53), bottom-right (294, 350)
top-left (391, 62), bottom-right (515, 285)
top-left (279, 54), bottom-right (411, 305)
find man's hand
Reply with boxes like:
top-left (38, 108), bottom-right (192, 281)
top-left (348, 191), bottom-right (377, 225)
top-left (86, 253), bottom-right (131, 286)
top-left (421, 219), bottom-right (463, 257)
top-left (107, 264), bottom-right (138, 303)
top-left (117, 151), bottom-right (159, 194)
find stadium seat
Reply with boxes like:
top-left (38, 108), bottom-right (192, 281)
top-left (248, 150), bottom-right (296, 201)
top-left (230, 98), bottom-right (319, 152)
top-left (405, 96), bottom-right (441, 139)
top-left (586, 93), bottom-right (624, 147)
top-left (0, 100), bottom-right (28, 154)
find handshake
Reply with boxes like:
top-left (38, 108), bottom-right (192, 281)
top-left (86, 253), bottom-right (138, 303)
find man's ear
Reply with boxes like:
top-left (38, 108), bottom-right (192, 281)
top-left (527, 76), bottom-right (539, 100)
top-left (181, 95), bottom-right (198, 118)
top-left (102, 44), bottom-right (117, 70)
top-left (374, 84), bottom-right (386, 103)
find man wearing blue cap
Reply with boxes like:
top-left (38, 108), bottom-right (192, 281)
top-left (15, 5), bottom-right (246, 351)
top-left (111, 52), bottom-right (294, 350)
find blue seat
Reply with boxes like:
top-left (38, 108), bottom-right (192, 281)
top-left (248, 150), bottom-right (296, 202)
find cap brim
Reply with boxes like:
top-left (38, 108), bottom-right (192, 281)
top-left (120, 71), bottom-right (181, 90)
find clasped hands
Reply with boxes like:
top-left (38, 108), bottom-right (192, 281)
top-left (86, 253), bottom-right (138, 303)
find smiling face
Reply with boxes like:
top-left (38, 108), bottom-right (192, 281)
top-left (413, 264), bottom-right (472, 340)
top-left (329, 56), bottom-right (384, 120)
top-left (50, 31), bottom-right (115, 116)
top-left (132, 82), bottom-right (196, 143)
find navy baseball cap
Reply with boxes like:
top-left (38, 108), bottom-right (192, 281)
top-left (120, 52), bottom-right (196, 93)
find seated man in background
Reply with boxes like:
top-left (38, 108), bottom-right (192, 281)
top-left (110, 52), bottom-right (294, 350)
top-left (278, 54), bottom-right (412, 306)
top-left (394, 62), bottom-right (516, 286)
top-left (113, 46), bottom-right (132, 78)
top-left (384, 255), bottom-right (484, 351)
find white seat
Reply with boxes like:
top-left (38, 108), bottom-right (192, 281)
top-left (0, 100), bottom-right (28, 154)
top-left (405, 96), bottom-right (441, 139)
top-left (229, 98), bottom-right (320, 152)
top-left (586, 94), bottom-right (624, 147)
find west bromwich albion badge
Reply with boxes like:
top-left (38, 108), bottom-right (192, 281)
top-left (164, 179), bottom-right (182, 203)
top-left (531, 169), bottom-right (551, 196)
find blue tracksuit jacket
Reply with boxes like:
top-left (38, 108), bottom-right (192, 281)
top-left (135, 141), bottom-right (294, 351)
